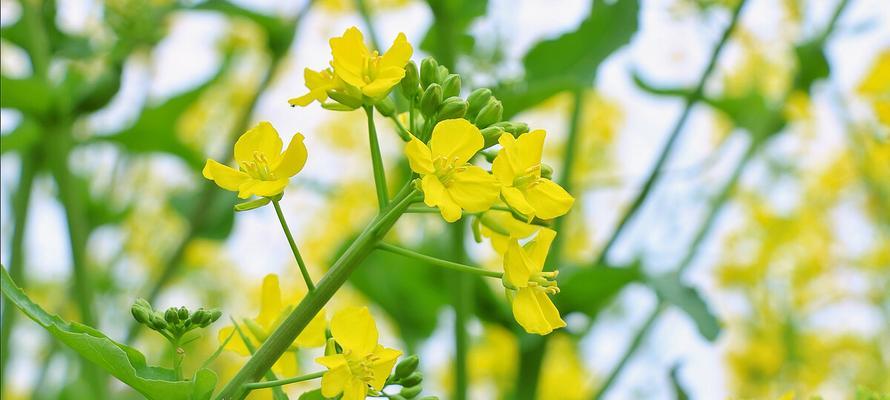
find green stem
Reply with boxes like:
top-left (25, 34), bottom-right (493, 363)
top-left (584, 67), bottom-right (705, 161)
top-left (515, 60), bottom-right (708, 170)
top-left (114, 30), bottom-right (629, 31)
top-left (365, 105), bottom-right (390, 210)
top-left (243, 371), bottom-right (325, 390)
top-left (0, 152), bottom-right (37, 388)
top-left (451, 220), bottom-right (469, 400)
top-left (376, 242), bottom-right (502, 279)
top-left (173, 340), bottom-right (184, 381)
top-left (124, 1), bottom-right (315, 343)
top-left (272, 199), bottom-right (315, 291)
top-left (215, 187), bottom-right (418, 400)
top-left (389, 115), bottom-right (412, 141)
top-left (591, 0), bottom-right (748, 268)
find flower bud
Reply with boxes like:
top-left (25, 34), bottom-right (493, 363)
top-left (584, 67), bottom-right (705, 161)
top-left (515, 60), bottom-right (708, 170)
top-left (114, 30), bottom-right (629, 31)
top-left (327, 90), bottom-right (363, 109)
top-left (400, 371), bottom-right (423, 387)
top-left (441, 74), bottom-right (461, 98)
top-left (207, 310), bottom-right (223, 325)
top-left (164, 308), bottom-right (180, 325)
top-left (420, 84), bottom-right (443, 117)
top-left (400, 385), bottom-right (423, 399)
top-left (402, 61), bottom-right (421, 98)
top-left (435, 65), bottom-right (449, 83)
top-left (471, 216), bottom-right (483, 243)
top-left (420, 57), bottom-right (439, 88)
top-left (541, 163), bottom-right (554, 180)
top-left (150, 314), bottom-right (168, 330)
top-left (131, 304), bottom-right (151, 324)
top-left (394, 355), bottom-right (419, 379)
top-left (134, 298), bottom-right (152, 310)
top-left (178, 306), bottom-right (189, 321)
top-left (190, 309), bottom-right (208, 326)
top-left (375, 97), bottom-right (396, 117)
top-left (466, 88), bottom-right (492, 120)
top-left (325, 337), bottom-right (338, 356)
top-left (437, 97), bottom-right (467, 120)
top-left (491, 121), bottom-right (529, 136)
top-left (475, 99), bottom-right (503, 128)
top-left (480, 126), bottom-right (505, 148)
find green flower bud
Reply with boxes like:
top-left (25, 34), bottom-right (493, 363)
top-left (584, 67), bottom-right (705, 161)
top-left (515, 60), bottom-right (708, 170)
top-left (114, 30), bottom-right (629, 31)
top-left (402, 61), bottom-right (420, 98)
top-left (400, 385), bottom-right (423, 399)
top-left (475, 99), bottom-right (503, 128)
top-left (150, 314), bottom-right (168, 330)
top-left (480, 126), bottom-right (506, 148)
top-left (324, 337), bottom-right (338, 356)
top-left (164, 308), bottom-right (180, 325)
top-left (441, 74), bottom-right (461, 98)
top-left (207, 310), bottom-right (223, 325)
top-left (394, 355), bottom-right (419, 379)
top-left (131, 304), bottom-right (151, 324)
top-left (466, 88), bottom-right (492, 120)
top-left (327, 90), bottom-right (363, 109)
top-left (420, 84), bottom-right (443, 117)
top-left (437, 97), bottom-right (467, 120)
top-left (491, 121), bottom-right (529, 136)
top-left (400, 371), bottom-right (423, 387)
top-left (375, 97), bottom-right (396, 117)
top-left (541, 163), bottom-right (554, 180)
top-left (190, 309), bottom-right (208, 326)
top-left (178, 306), bottom-right (189, 321)
top-left (420, 57), bottom-right (439, 88)
top-left (436, 65), bottom-right (449, 83)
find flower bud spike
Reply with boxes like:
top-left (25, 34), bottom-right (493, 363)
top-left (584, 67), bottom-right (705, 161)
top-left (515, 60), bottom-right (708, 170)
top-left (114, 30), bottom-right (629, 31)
top-left (474, 98), bottom-right (503, 128)
top-left (394, 355), bottom-right (419, 379)
top-left (420, 84), bottom-right (443, 117)
top-left (420, 57), bottom-right (439, 87)
top-left (441, 74), bottom-right (461, 98)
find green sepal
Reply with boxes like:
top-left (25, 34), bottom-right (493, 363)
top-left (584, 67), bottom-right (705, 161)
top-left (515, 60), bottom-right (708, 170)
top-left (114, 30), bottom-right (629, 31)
top-left (235, 197), bottom-right (271, 212)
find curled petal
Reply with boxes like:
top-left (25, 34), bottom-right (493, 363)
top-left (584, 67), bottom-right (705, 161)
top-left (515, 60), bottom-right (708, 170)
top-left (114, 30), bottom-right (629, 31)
top-left (272, 133), bottom-right (308, 178)
top-left (512, 288), bottom-right (564, 335)
top-left (501, 186), bottom-right (535, 220)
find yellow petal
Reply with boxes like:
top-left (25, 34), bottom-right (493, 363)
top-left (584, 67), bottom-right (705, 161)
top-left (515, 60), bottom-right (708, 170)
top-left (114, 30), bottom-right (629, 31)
top-left (447, 166), bottom-right (500, 213)
top-left (272, 350), bottom-right (299, 377)
top-left (512, 288), bottom-right (556, 335)
top-left (496, 133), bottom-right (523, 178)
top-left (380, 32), bottom-right (413, 70)
top-left (491, 141), bottom-right (516, 185)
top-left (257, 274), bottom-right (282, 329)
top-left (429, 119), bottom-right (483, 163)
top-left (295, 308), bottom-right (327, 348)
top-left (524, 179), bottom-right (574, 219)
top-left (533, 289), bottom-right (566, 332)
top-left (514, 129), bottom-right (546, 172)
top-left (525, 228), bottom-right (556, 270)
top-left (370, 346), bottom-right (402, 390)
top-left (342, 376), bottom-right (368, 400)
top-left (362, 69), bottom-right (404, 98)
top-left (422, 174), bottom-right (461, 222)
top-left (271, 133), bottom-right (308, 178)
top-left (501, 186), bottom-right (535, 219)
top-left (288, 90), bottom-right (324, 107)
top-left (234, 121), bottom-right (283, 166)
top-left (331, 27), bottom-right (369, 88)
top-left (315, 354), bottom-right (347, 369)
top-left (405, 136), bottom-right (435, 174)
top-left (218, 326), bottom-right (249, 356)
top-left (202, 159), bottom-right (249, 192)
top-left (504, 239), bottom-right (532, 288)
top-left (331, 306), bottom-right (378, 356)
top-left (319, 363), bottom-right (350, 398)
top-left (237, 178), bottom-right (289, 199)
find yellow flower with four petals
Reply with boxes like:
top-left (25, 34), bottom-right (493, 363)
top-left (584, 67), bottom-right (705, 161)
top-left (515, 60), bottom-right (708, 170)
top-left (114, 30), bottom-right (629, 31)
top-left (202, 122), bottom-right (307, 199)
top-left (405, 119), bottom-right (500, 222)
top-left (330, 26), bottom-right (412, 99)
top-left (315, 307), bottom-right (402, 400)
top-left (217, 274), bottom-right (326, 376)
top-left (502, 228), bottom-right (566, 335)
top-left (492, 130), bottom-right (574, 221)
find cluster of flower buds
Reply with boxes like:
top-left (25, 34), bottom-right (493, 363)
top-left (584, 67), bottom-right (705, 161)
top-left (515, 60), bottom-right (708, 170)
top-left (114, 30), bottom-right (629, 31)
top-left (385, 355), bottom-right (438, 400)
top-left (131, 298), bottom-right (222, 341)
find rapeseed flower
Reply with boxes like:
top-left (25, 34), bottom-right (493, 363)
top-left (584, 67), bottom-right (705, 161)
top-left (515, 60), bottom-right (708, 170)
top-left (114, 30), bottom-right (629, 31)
top-left (502, 228), bottom-right (566, 335)
top-left (330, 26), bottom-right (412, 99)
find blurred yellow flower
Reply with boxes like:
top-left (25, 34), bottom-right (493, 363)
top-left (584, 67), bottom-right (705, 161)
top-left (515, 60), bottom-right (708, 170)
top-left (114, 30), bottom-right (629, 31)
top-left (537, 334), bottom-right (592, 400)
top-left (315, 307), bottom-right (402, 400)
top-left (492, 131), bottom-right (574, 221)
top-left (502, 228), bottom-right (565, 335)
top-left (858, 49), bottom-right (890, 127)
top-left (330, 26), bottom-right (413, 99)
top-left (218, 274), bottom-right (326, 377)
top-left (405, 119), bottom-right (500, 222)
top-left (202, 121), bottom-right (307, 199)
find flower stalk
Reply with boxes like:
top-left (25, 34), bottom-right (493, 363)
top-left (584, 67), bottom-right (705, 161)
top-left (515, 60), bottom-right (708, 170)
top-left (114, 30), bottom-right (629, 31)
top-left (365, 105), bottom-right (390, 210)
top-left (376, 242), bottom-right (503, 279)
top-left (272, 199), bottom-right (315, 291)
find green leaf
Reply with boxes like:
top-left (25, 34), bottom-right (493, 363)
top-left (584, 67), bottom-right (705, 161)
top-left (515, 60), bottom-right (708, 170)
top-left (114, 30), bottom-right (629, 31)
top-left (497, 0), bottom-right (640, 118)
top-left (669, 364), bottom-right (690, 400)
top-left (420, 0), bottom-right (489, 58)
top-left (0, 265), bottom-right (217, 400)
top-left (556, 262), bottom-right (641, 318)
top-left (647, 273), bottom-right (721, 341)
top-left (793, 39), bottom-right (830, 94)
top-left (0, 75), bottom-right (52, 116)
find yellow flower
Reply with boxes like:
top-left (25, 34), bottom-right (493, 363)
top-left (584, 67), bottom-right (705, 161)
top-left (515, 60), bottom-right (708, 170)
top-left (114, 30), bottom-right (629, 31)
top-left (315, 307), bottom-right (402, 400)
top-left (492, 130), bottom-right (574, 220)
top-left (405, 119), bottom-right (500, 222)
top-left (218, 274), bottom-right (326, 377)
top-left (202, 121), bottom-right (307, 199)
top-left (858, 49), bottom-right (890, 127)
top-left (329, 26), bottom-right (413, 98)
top-left (502, 228), bottom-right (566, 335)
top-left (479, 209), bottom-right (542, 254)
top-left (288, 67), bottom-right (344, 107)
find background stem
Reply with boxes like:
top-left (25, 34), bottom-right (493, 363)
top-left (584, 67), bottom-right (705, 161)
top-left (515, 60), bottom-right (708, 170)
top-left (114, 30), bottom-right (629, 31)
top-left (451, 220), bottom-right (469, 400)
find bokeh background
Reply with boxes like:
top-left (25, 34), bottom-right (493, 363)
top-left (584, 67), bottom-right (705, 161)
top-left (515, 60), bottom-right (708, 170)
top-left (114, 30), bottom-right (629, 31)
top-left (1, 0), bottom-right (888, 399)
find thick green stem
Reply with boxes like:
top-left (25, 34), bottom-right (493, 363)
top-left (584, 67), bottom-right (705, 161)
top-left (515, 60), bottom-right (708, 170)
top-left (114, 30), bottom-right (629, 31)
top-left (272, 199), bottom-right (315, 291)
top-left (215, 188), bottom-right (418, 400)
top-left (243, 371), bottom-right (324, 390)
top-left (365, 105), bottom-right (390, 210)
top-left (376, 242), bottom-right (502, 279)
top-left (0, 152), bottom-right (38, 388)
top-left (591, 0), bottom-right (748, 268)
top-left (451, 220), bottom-right (470, 400)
